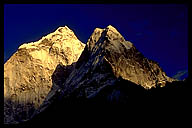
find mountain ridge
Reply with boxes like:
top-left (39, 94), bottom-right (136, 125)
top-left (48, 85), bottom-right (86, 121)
top-left (4, 25), bottom-right (179, 125)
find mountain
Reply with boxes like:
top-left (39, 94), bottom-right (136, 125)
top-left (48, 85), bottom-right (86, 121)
top-left (4, 25), bottom-right (180, 126)
top-left (59, 25), bottom-right (173, 97)
top-left (4, 26), bottom-right (85, 124)
top-left (30, 25), bottom-right (175, 119)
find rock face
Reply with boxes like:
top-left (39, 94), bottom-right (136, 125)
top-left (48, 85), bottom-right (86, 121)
top-left (4, 26), bottom-right (85, 124)
top-left (60, 25), bottom-right (173, 100)
top-left (4, 25), bottom-right (174, 125)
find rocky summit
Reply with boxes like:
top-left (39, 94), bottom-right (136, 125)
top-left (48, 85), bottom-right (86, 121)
top-left (4, 25), bottom-right (175, 125)
top-left (4, 26), bottom-right (85, 124)
top-left (59, 25), bottom-right (173, 98)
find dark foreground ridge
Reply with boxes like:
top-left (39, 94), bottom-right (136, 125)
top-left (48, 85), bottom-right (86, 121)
top-left (3, 78), bottom-right (191, 128)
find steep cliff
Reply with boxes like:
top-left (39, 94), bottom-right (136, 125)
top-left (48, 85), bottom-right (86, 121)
top-left (4, 26), bottom-right (85, 124)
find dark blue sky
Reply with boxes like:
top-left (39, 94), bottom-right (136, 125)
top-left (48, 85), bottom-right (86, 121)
top-left (4, 4), bottom-right (188, 77)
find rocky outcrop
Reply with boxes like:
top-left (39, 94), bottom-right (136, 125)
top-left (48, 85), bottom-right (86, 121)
top-left (4, 26), bottom-right (85, 124)
top-left (60, 25), bottom-right (173, 100)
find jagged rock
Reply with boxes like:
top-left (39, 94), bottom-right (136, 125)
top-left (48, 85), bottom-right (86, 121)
top-left (61, 25), bottom-right (174, 99)
top-left (4, 26), bottom-right (85, 124)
